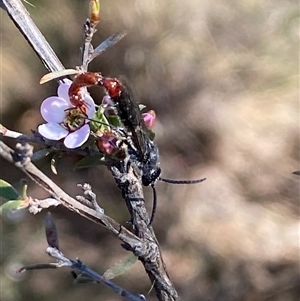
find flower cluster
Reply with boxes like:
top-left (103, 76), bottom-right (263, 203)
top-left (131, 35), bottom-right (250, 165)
top-left (38, 81), bottom-right (156, 151)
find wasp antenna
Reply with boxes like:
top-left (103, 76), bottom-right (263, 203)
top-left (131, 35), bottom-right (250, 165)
top-left (158, 177), bottom-right (206, 185)
top-left (148, 184), bottom-right (158, 227)
top-left (87, 117), bottom-right (123, 133)
top-left (86, 117), bottom-right (110, 127)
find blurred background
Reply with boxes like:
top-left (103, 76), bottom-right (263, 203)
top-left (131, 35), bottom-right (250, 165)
top-left (1, 0), bottom-right (299, 300)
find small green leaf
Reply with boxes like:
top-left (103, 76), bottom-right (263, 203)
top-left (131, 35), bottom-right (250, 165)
top-left (139, 104), bottom-right (146, 110)
top-left (90, 106), bottom-right (111, 132)
top-left (103, 254), bottom-right (138, 280)
top-left (40, 69), bottom-right (80, 84)
top-left (31, 148), bottom-right (52, 161)
top-left (18, 263), bottom-right (58, 272)
top-left (106, 114), bottom-right (122, 127)
top-left (45, 212), bottom-right (59, 249)
top-left (0, 179), bottom-right (19, 200)
top-left (0, 200), bottom-right (24, 214)
top-left (19, 180), bottom-right (29, 200)
top-left (75, 155), bottom-right (107, 169)
top-left (148, 129), bottom-right (155, 141)
top-left (51, 152), bottom-right (63, 175)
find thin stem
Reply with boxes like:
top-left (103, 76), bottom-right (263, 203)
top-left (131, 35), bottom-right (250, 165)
top-left (1, 0), bottom-right (65, 73)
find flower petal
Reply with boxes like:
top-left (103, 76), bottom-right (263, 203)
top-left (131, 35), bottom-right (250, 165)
top-left (64, 124), bottom-right (90, 148)
top-left (57, 80), bottom-right (72, 102)
top-left (38, 123), bottom-right (69, 140)
top-left (41, 97), bottom-right (70, 122)
top-left (102, 95), bottom-right (114, 105)
top-left (84, 93), bottom-right (96, 118)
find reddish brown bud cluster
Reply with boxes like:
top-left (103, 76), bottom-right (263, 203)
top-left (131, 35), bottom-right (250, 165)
top-left (96, 130), bottom-right (125, 158)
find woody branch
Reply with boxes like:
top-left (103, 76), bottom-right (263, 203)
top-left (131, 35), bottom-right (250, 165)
top-left (0, 1), bottom-right (178, 300)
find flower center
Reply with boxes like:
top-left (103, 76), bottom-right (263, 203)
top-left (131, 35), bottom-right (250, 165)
top-left (62, 108), bottom-right (87, 132)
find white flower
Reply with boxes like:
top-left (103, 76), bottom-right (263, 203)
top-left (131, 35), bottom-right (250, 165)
top-left (38, 80), bottom-right (96, 149)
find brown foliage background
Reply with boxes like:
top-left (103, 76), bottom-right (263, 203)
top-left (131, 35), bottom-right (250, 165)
top-left (1, 1), bottom-right (299, 301)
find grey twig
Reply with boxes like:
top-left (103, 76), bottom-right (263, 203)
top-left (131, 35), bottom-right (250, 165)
top-left (1, 0), bottom-right (65, 73)
top-left (0, 141), bottom-right (143, 251)
top-left (76, 183), bottom-right (104, 213)
top-left (90, 32), bottom-right (128, 62)
top-left (81, 18), bottom-right (98, 71)
top-left (19, 246), bottom-right (146, 300)
top-left (111, 165), bottom-right (179, 300)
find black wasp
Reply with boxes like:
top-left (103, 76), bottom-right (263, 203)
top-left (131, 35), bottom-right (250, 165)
top-left (69, 72), bottom-right (206, 225)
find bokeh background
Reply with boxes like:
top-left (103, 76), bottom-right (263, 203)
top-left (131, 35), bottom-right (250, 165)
top-left (1, 0), bottom-right (299, 300)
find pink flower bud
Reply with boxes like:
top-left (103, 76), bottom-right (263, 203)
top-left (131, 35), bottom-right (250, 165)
top-left (142, 110), bottom-right (156, 129)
